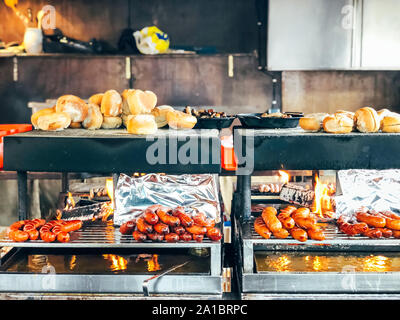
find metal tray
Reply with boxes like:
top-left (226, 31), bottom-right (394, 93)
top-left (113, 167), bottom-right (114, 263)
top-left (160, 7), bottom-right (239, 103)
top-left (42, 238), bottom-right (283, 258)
top-left (237, 113), bottom-right (303, 129)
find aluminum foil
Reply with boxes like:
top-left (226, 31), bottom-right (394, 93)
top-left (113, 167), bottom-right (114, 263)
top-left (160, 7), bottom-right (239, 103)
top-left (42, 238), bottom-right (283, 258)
top-left (114, 173), bottom-right (221, 226)
top-left (335, 169), bottom-right (400, 219)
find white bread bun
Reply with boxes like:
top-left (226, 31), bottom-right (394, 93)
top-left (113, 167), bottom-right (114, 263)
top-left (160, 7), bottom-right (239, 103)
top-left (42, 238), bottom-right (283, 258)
top-left (83, 103), bottom-right (103, 130)
top-left (322, 114), bottom-right (354, 134)
top-left (126, 114), bottom-right (158, 135)
top-left (381, 112), bottom-right (400, 133)
top-left (31, 106), bottom-right (56, 129)
top-left (127, 89), bottom-right (157, 115)
top-left (377, 109), bottom-right (391, 130)
top-left (166, 110), bottom-right (197, 130)
top-left (354, 107), bottom-right (380, 133)
top-left (101, 89), bottom-right (122, 117)
top-left (121, 89), bottom-right (135, 115)
top-left (36, 112), bottom-right (71, 131)
top-left (101, 116), bottom-right (122, 129)
top-left (299, 113), bottom-right (329, 132)
top-left (152, 105), bottom-right (174, 128)
top-left (88, 93), bottom-right (104, 106)
top-left (55, 95), bottom-right (88, 123)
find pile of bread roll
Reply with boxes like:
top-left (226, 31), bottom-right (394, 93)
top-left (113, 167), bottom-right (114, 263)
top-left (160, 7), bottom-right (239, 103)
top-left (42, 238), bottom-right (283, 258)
top-left (31, 89), bottom-right (197, 135)
top-left (299, 107), bottom-right (400, 134)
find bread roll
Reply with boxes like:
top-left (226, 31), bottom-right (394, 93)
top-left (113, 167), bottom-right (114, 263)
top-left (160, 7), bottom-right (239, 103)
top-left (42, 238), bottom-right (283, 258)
top-left (322, 114), bottom-right (354, 134)
top-left (126, 114), bottom-right (158, 135)
top-left (101, 116), bottom-right (122, 129)
top-left (88, 93), bottom-right (104, 106)
top-left (121, 89), bottom-right (135, 115)
top-left (381, 112), bottom-right (400, 133)
top-left (127, 89), bottom-right (157, 115)
top-left (56, 95), bottom-right (88, 123)
top-left (101, 90), bottom-right (122, 117)
top-left (36, 112), bottom-right (71, 131)
top-left (69, 122), bottom-right (82, 129)
top-left (152, 105), bottom-right (174, 128)
top-left (299, 113), bottom-right (329, 132)
top-left (377, 109), bottom-right (391, 130)
top-left (31, 106), bottom-right (56, 129)
top-left (354, 107), bottom-right (380, 133)
top-left (83, 103), bottom-right (103, 130)
top-left (166, 110), bottom-right (197, 130)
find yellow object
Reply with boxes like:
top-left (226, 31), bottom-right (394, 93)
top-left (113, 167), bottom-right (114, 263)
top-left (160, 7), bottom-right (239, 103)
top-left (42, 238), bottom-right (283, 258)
top-left (4, 0), bottom-right (18, 8)
top-left (133, 26), bottom-right (170, 55)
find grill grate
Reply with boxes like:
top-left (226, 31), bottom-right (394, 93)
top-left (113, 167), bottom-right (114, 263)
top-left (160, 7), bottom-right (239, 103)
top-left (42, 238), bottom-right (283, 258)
top-left (0, 222), bottom-right (219, 249)
top-left (242, 216), bottom-right (400, 249)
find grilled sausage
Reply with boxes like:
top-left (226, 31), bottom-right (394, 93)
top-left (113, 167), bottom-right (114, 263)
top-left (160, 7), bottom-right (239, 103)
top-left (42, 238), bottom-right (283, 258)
top-left (156, 207), bottom-right (180, 227)
top-left (192, 212), bottom-right (215, 228)
top-left (132, 230), bottom-right (147, 242)
top-left (154, 222), bottom-right (170, 234)
top-left (375, 227), bottom-right (393, 238)
top-left (28, 229), bottom-right (39, 241)
top-left (147, 233), bottom-right (164, 242)
top-left (57, 232), bottom-right (70, 243)
top-left (186, 224), bottom-right (207, 235)
top-left (393, 230), bottom-right (400, 239)
top-left (119, 220), bottom-right (136, 235)
top-left (143, 209), bottom-right (159, 225)
top-left (41, 231), bottom-right (56, 242)
top-left (136, 217), bottom-right (153, 234)
top-left (173, 209), bottom-right (194, 228)
top-left (292, 207), bottom-right (310, 219)
top-left (254, 216), bottom-right (272, 239)
top-left (362, 228), bottom-right (383, 238)
top-left (206, 227), bottom-right (223, 241)
top-left (277, 213), bottom-right (295, 230)
top-left (179, 232), bottom-right (193, 242)
top-left (337, 216), bottom-right (368, 236)
top-left (290, 227), bottom-right (308, 242)
top-left (261, 207), bottom-right (282, 233)
top-left (60, 220), bottom-right (83, 233)
top-left (272, 228), bottom-right (289, 239)
top-left (164, 233), bottom-right (179, 243)
top-left (173, 225), bottom-right (186, 235)
top-left (356, 211), bottom-right (386, 228)
top-left (9, 230), bottom-right (29, 242)
top-left (307, 228), bottom-right (326, 241)
top-left (294, 217), bottom-right (318, 231)
top-left (192, 234), bottom-right (204, 242)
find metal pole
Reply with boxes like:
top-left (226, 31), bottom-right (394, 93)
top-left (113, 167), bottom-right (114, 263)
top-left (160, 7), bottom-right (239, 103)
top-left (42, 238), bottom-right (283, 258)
top-left (61, 172), bottom-right (69, 193)
top-left (241, 174), bottom-right (252, 222)
top-left (17, 171), bottom-right (28, 220)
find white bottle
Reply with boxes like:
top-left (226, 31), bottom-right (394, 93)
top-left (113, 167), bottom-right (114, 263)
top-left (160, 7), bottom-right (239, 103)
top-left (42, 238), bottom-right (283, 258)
top-left (23, 27), bottom-right (43, 54)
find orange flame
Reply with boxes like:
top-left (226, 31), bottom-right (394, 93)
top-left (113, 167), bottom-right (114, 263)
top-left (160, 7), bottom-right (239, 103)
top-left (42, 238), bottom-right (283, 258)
top-left (278, 170), bottom-right (290, 184)
top-left (103, 254), bottom-right (127, 272)
top-left (147, 254), bottom-right (162, 272)
top-left (102, 178), bottom-right (114, 221)
top-left (64, 192), bottom-right (75, 211)
top-left (312, 174), bottom-right (333, 218)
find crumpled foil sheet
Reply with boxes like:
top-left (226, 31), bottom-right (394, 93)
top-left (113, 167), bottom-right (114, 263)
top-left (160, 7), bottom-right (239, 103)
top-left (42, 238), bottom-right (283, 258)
top-left (114, 173), bottom-right (221, 226)
top-left (335, 169), bottom-right (400, 219)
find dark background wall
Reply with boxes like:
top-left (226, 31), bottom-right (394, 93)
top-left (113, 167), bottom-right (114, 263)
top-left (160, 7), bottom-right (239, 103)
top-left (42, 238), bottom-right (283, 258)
top-left (0, 0), bottom-right (399, 124)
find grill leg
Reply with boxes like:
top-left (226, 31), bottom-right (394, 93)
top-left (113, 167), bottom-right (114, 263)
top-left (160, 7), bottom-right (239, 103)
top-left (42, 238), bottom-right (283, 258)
top-left (210, 244), bottom-right (221, 276)
top-left (242, 240), bottom-right (254, 274)
top-left (239, 174), bottom-right (252, 222)
top-left (112, 173), bottom-right (119, 211)
top-left (17, 171), bottom-right (28, 220)
top-left (61, 172), bottom-right (69, 193)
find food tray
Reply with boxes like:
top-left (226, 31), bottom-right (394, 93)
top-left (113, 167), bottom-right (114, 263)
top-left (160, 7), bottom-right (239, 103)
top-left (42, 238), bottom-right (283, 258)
top-left (193, 117), bottom-right (236, 130)
top-left (237, 113), bottom-right (303, 129)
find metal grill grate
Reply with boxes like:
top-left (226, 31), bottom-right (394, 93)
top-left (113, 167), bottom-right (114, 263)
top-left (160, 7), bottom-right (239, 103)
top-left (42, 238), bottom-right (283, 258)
top-left (0, 222), bottom-right (219, 249)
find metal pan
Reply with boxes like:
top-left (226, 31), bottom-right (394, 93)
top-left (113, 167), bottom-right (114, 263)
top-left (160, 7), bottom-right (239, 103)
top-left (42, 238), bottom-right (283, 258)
top-left (193, 116), bottom-right (236, 130)
top-left (237, 112), bottom-right (303, 129)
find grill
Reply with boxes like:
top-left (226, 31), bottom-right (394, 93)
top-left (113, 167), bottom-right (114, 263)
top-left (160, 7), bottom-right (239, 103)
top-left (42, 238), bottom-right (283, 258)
top-left (233, 127), bottom-right (400, 299)
top-left (0, 129), bottom-right (225, 298)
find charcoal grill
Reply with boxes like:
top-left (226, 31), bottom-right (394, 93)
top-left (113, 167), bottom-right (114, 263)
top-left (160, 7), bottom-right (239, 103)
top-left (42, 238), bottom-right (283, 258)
top-left (1, 128), bottom-right (225, 298)
top-left (233, 127), bottom-right (400, 300)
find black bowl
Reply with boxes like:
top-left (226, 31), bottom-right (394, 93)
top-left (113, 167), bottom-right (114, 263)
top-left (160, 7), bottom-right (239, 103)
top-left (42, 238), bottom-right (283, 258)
top-left (193, 116), bottom-right (236, 129)
top-left (237, 113), bottom-right (303, 129)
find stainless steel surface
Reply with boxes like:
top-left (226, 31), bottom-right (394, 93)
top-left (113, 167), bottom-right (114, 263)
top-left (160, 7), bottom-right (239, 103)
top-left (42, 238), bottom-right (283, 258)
top-left (267, 0), bottom-right (353, 70)
top-left (142, 261), bottom-right (190, 296)
top-left (241, 293), bottom-right (400, 300)
top-left (361, 0), bottom-right (400, 68)
top-left (0, 273), bottom-right (222, 294)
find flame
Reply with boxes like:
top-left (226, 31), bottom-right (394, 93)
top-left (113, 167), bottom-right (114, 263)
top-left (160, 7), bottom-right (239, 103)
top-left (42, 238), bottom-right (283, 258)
top-left (312, 174), bottom-right (333, 218)
top-left (278, 170), bottom-right (290, 184)
top-left (103, 254), bottom-right (127, 272)
top-left (147, 254), bottom-right (161, 272)
top-left (64, 192), bottom-right (75, 211)
top-left (102, 178), bottom-right (114, 221)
